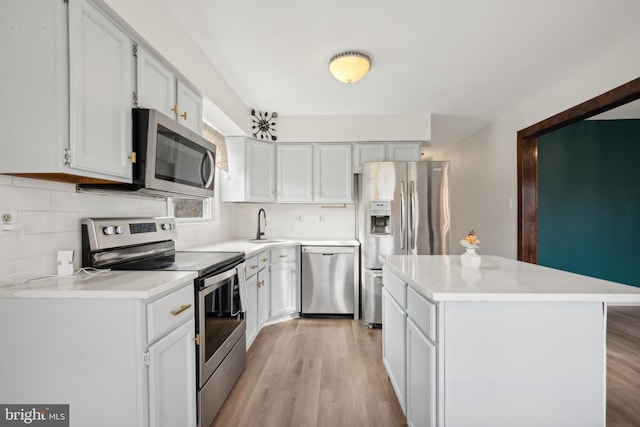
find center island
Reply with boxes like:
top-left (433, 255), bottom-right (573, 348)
top-left (379, 255), bottom-right (640, 427)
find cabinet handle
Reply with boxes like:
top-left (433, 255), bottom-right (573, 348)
top-left (193, 334), bottom-right (200, 346)
top-left (250, 265), bottom-right (258, 270)
top-left (181, 111), bottom-right (188, 120)
top-left (258, 280), bottom-right (264, 288)
top-left (279, 254), bottom-right (289, 258)
top-left (170, 304), bottom-right (192, 316)
top-left (171, 105), bottom-right (179, 114)
top-left (261, 258), bottom-right (269, 262)
top-left (128, 152), bottom-right (137, 164)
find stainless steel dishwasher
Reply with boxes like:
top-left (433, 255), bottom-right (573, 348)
top-left (301, 246), bottom-right (355, 315)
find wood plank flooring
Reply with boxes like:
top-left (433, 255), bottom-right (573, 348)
top-left (607, 306), bottom-right (640, 427)
top-left (211, 307), bottom-right (640, 427)
top-left (210, 318), bottom-right (405, 427)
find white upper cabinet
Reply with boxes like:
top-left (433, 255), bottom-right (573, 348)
top-left (277, 144), bottom-right (313, 202)
top-left (176, 81), bottom-right (203, 133)
top-left (387, 143), bottom-right (421, 161)
top-left (68, 0), bottom-right (133, 180)
top-left (353, 143), bottom-right (386, 173)
top-left (313, 144), bottom-right (353, 203)
top-left (222, 137), bottom-right (276, 202)
top-left (0, 0), bottom-right (134, 183)
top-left (136, 47), bottom-right (175, 119)
top-left (353, 142), bottom-right (422, 172)
top-left (136, 46), bottom-right (203, 133)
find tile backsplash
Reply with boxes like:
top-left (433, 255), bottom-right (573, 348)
top-left (0, 175), bottom-right (168, 281)
top-left (0, 175), bottom-right (356, 283)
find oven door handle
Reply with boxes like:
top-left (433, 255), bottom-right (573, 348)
top-left (202, 268), bottom-right (237, 290)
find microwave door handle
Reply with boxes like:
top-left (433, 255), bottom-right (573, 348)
top-left (201, 151), bottom-right (215, 188)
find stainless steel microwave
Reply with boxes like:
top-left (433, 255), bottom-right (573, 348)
top-left (131, 109), bottom-right (215, 198)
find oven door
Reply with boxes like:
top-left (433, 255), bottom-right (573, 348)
top-left (197, 267), bottom-right (246, 387)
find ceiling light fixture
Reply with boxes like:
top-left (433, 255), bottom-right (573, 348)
top-left (328, 51), bottom-right (371, 84)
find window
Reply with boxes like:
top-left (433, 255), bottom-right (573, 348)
top-left (169, 197), bottom-right (212, 220)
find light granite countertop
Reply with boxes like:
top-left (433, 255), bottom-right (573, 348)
top-left (188, 238), bottom-right (359, 257)
top-left (381, 255), bottom-right (640, 303)
top-left (0, 270), bottom-right (197, 299)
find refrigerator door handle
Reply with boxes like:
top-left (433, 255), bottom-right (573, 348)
top-left (400, 181), bottom-right (406, 249)
top-left (409, 180), bottom-right (416, 250)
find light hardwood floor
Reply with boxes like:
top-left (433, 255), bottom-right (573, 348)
top-left (211, 307), bottom-right (640, 427)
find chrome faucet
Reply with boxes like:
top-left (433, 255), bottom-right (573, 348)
top-left (256, 208), bottom-right (267, 240)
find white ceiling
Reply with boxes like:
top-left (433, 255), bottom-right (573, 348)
top-left (163, 0), bottom-right (640, 143)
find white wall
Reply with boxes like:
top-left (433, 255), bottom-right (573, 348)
top-left (0, 175), bottom-right (238, 283)
top-left (438, 33), bottom-right (640, 259)
top-left (233, 203), bottom-right (355, 240)
top-left (276, 114), bottom-right (431, 142)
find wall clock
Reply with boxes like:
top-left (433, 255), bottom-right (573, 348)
top-left (251, 109), bottom-right (278, 141)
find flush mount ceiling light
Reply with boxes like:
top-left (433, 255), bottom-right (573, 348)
top-left (328, 51), bottom-right (371, 84)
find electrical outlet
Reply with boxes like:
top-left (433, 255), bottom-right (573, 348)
top-left (1, 208), bottom-right (17, 225)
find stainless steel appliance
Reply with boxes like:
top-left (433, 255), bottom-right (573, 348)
top-left (301, 246), bottom-right (355, 315)
top-left (357, 161), bottom-right (450, 326)
top-left (81, 217), bottom-right (245, 427)
top-left (80, 109), bottom-right (216, 198)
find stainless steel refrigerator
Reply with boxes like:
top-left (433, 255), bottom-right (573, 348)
top-left (357, 161), bottom-right (451, 326)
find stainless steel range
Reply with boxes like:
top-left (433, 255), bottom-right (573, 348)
top-left (81, 217), bottom-right (245, 427)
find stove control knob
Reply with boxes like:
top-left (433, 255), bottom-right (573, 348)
top-left (161, 223), bottom-right (173, 231)
top-left (102, 226), bottom-right (115, 236)
top-left (114, 225), bottom-right (125, 235)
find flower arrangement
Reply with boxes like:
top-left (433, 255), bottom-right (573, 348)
top-left (460, 230), bottom-right (480, 249)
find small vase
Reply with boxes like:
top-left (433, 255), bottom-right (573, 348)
top-left (461, 248), bottom-right (481, 268)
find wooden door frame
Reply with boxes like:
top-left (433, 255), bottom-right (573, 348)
top-left (517, 77), bottom-right (640, 263)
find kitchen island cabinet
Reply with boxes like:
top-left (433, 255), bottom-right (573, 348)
top-left (380, 255), bottom-right (640, 427)
top-left (0, 271), bottom-right (198, 427)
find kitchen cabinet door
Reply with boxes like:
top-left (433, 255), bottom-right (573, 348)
top-left (176, 80), bottom-right (203, 133)
top-left (246, 139), bottom-right (276, 202)
top-left (406, 318), bottom-right (437, 427)
top-left (136, 46), bottom-right (202, 134)
top-left (257, 268), bottom-right (271, 327)
top-left (313, 144), bottom-right (353, 202)
top-left (277, 144), bottom-right (313, 202)
top-left (68, 0), bottom-right (133, 180)
top-left (136, 46), bottom-right (176, 119)
top-left (148, 318), bottom-right (197, 427)
top-left (353, 143), bottom-right (386, 173)
top-left (387, 143), bottom-right (421, 161)
top-left (382, 288), bottom-right (407, 413)
top-left (245, 273), bottom-right (259, 349)
top-left (270, 262), bottom-right (297, 317)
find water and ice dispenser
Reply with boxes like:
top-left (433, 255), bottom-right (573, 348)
top-left (368, 201), bottom-right (391, 235)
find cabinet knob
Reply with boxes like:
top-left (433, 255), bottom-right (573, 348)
top-left (171, 105), bottom-right (179, 114)
top-left (128, 152), bottom-right (137, 163)
top-left (181, 111), bottom-right (188, 120)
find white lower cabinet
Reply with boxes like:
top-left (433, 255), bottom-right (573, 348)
top-left (257, 267), bottom-right (271, 327)
top-left (148, 319), bottom-right (197, 427)
top-left (245, 272), bottom-right (259, 348)
top-left (406, 318), bottom-right (437, 427)
top-left (382, 287), bottom-right (407, 413)
top-left (0, 280), bottom-right (197, 427)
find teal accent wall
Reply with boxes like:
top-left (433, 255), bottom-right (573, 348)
top-left (538, 119), bottom-right (640, 287)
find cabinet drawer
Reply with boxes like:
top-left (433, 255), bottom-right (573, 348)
top-left (383, 268), bottom-right (407, 308)
top-left (406, 286), bottom-right (437, 341)
top-left (271, 246), bottom-right (296, 264)
top-left (147, 284), bottom-right (195, 343)
top-left (258, 250), bottom-right (270, 270)
top-left (245, 255), bottom-right (259, 278)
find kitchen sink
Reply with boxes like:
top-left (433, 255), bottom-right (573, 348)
top-left (246, 239), bottom-right (282, 244)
